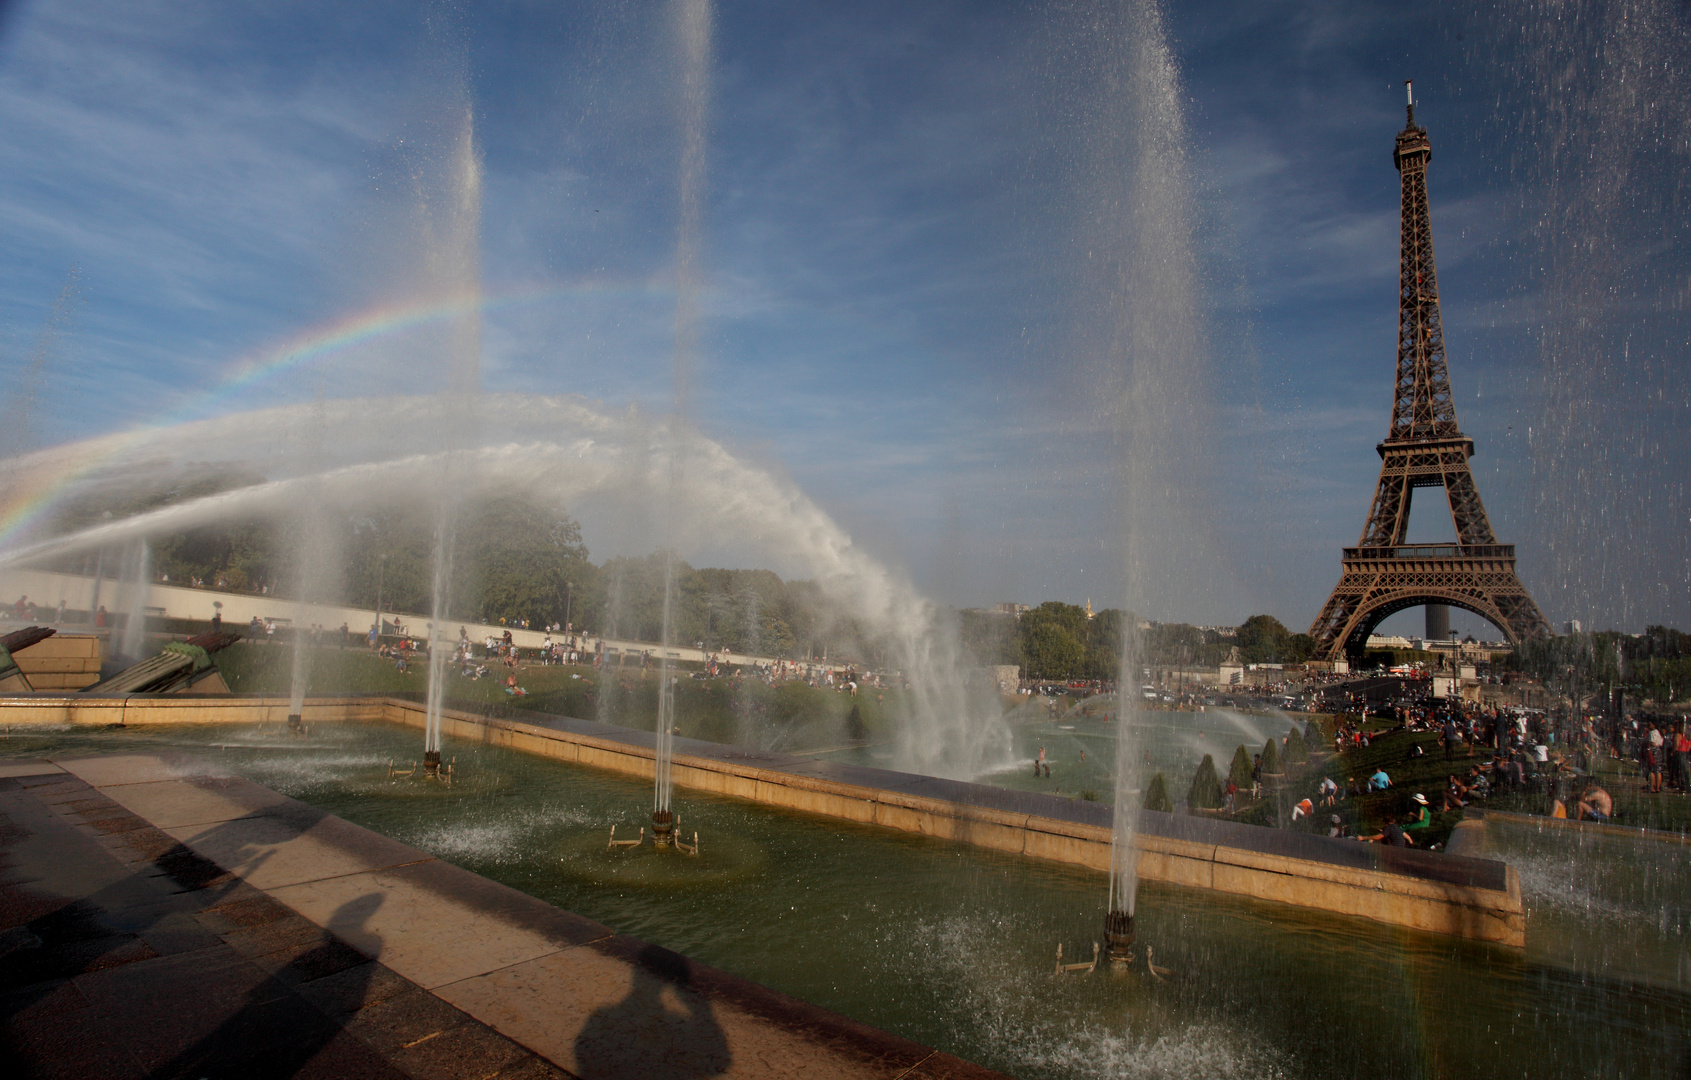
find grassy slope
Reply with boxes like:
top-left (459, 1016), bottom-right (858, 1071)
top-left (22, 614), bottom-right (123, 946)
top-left (1485, 753), bottom-right (1691, 835)
top-left (1193, 712), bottom-right (1691, 846)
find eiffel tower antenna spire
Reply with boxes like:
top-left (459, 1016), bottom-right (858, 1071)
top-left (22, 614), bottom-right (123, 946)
top-left (1308, 89), bottom-right (1550, 664)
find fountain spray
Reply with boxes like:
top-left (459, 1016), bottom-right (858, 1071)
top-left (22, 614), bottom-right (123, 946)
top-left (286, 393), bottom-right (334, 735)
top-left (1067, 0), bottom-right (1209, 963)
top-left (651, 0), bottom-right (713, 842)
top-left (119, 538), bottom-right (150, 662)
top-left (422, 102), bottom-right (484, 777)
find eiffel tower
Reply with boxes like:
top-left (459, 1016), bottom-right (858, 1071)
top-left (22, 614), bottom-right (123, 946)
top-left (1308, 84), bottom-right (1550, 663)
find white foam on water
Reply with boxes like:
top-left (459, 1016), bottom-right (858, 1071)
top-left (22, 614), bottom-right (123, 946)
top-left (886, 912), bottom-right (1292, 1080)
top-left (1005, 1021), bottom-right (1290, 1080)
top-left (234, 752), bottom-right (391, 789)
top-left (403, 804), bottom-right (598, 863)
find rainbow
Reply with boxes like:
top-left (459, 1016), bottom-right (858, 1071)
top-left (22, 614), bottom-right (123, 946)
top-left (0, 278), bottom-right (665, 551)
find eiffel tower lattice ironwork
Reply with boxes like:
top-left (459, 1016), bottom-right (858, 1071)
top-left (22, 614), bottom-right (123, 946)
top-left (1309, 85), bottom-right (1551, 662)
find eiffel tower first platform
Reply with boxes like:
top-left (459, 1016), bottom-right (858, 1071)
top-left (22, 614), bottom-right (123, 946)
top-left (1308, 84), bottom-right (1551, 663)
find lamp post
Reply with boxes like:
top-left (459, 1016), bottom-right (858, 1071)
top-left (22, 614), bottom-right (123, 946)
top-left (564, 580), bottom-right (573, 633)
top-left (373, 553), bottom-right (387, 638)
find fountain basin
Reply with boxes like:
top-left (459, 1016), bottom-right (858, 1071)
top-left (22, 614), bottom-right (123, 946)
top-left (2, 710), bottom-right (1685, 1079)
top-left (0, 692), bottom-right (1522, 943)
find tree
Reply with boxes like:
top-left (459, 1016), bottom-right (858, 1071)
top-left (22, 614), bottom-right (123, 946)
top-left (1227, 745), bottom-right (1253, 790)
top-left (1260, 735), bottom-right (1283, 776)
top-left (1143, 772), bottom-right (1172, 813)
top-left (1085, 608), bottom-right (1126, 680)
top-left (1019, 602), bottom-right (1090, 679)
top-left (344, 505), bottom-right (436, 617)
top-left (1285, 633), bottom-right (1316, 664)
top-left (1284, 725), bottom-right (1309, 764)
top-left (456, 494), bottom-right (593, 630)
top-left (1188, 754), bottom-right (1223, 810)
top-left (1237, 614), bottom-right (1293, 664)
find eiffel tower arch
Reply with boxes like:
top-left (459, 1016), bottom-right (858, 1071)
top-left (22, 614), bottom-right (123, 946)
top-left (1308, 85), bottom-right (1551, 663)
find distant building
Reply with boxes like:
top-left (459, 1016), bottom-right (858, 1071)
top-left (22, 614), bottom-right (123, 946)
top-left (992, 602), bottom-right (1029, 617)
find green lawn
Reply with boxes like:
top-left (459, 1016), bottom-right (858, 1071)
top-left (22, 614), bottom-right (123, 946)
top-left (214, 642), bottom-right (902, 750)
top-left (1486, 752), bottom-right (1691, 835)
top-left (1221, 716), bottom-right (1471, 847)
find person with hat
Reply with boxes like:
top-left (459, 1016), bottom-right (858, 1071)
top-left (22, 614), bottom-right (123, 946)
top-left (1326, 813), bottom-right (1346, 838)
top-left (1404, 792), bottom-right (1434, 833)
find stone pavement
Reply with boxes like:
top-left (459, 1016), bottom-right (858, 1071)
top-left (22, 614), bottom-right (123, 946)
top-left (0, 755), bottom-right (1007, 1080)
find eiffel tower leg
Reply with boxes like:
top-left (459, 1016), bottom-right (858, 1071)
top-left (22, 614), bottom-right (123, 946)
top-left (1443, 467), bottom-right (1497, 547)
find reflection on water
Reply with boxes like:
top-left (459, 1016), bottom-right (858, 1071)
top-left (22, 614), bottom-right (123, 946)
top-left (8, 721), bottom-right (1689, 1080)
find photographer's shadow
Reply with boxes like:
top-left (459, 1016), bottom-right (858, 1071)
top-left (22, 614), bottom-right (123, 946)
top-left (573, 943), bottom-right (731, 1079)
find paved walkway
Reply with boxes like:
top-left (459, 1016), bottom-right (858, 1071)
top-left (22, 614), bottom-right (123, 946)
top-left (0, 754), bottom-right (1004, 1079)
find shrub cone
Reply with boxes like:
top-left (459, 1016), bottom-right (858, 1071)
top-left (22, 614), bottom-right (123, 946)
top-left (1228, 744), bottom-right (1253, 789)
top-left (1261, 736), bottom-right (1283, 775)
top-left (846, 704), bottom-right (866, 741)
top-left (1188, 754), bottom-right (1223, 810)
top-left (1144, 772), bottom-right (1172, 813)
top-left (1284, 725), bottom-right (1309, 763)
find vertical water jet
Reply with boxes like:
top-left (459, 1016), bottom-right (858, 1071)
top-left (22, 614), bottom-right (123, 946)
top-left (1048, 0), bottom-right (1211, 953)
top-left (119, 539), bottom-right (150, 662)
top-left (652, 0), bottom-right (713, 830)
top-left (421, 102), bottom-right (483, 775)
top-left (286, 394), bottom-right (335, 734)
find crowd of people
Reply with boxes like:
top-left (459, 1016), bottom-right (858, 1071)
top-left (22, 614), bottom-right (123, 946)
top-left (1248, 688), bottom-right (1673, 848)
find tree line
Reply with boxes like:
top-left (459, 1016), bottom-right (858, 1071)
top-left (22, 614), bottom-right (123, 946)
top-left (1508, 626), bottom-right (1691, 705)
top-left (46, 473), bottom-right (873, 662)
top-left (959, 604), bottom-right (1316, 681)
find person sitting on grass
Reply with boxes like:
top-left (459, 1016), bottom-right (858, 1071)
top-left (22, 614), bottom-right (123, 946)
top-left (1576, 784), bottom-right (1613, 823)
top-left (504, 673), bottom-right (527, 696)
top-left (1467, 763), bottom-right (1492, 796)
top-left (1368, 768), bottom-right (1392, 792)
top-left (1291, 797), bottom-right (1314, 822)
top-left (1404, 792), bottom-right (1434, 833)
top-left (1327, 813), bottom-right (1346, 838)
top-left (1441, 774), bottom-right (1470, 812)
top-left (1362, 816), bottom-right (1413, 847)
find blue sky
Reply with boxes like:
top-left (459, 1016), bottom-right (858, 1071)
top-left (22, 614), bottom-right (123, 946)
top-left (0, 0), bottom-right (1686, 634)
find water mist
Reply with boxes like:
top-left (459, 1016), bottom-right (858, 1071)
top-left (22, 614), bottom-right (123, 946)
top-left (0, 395), bottom-right (1014, 783)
